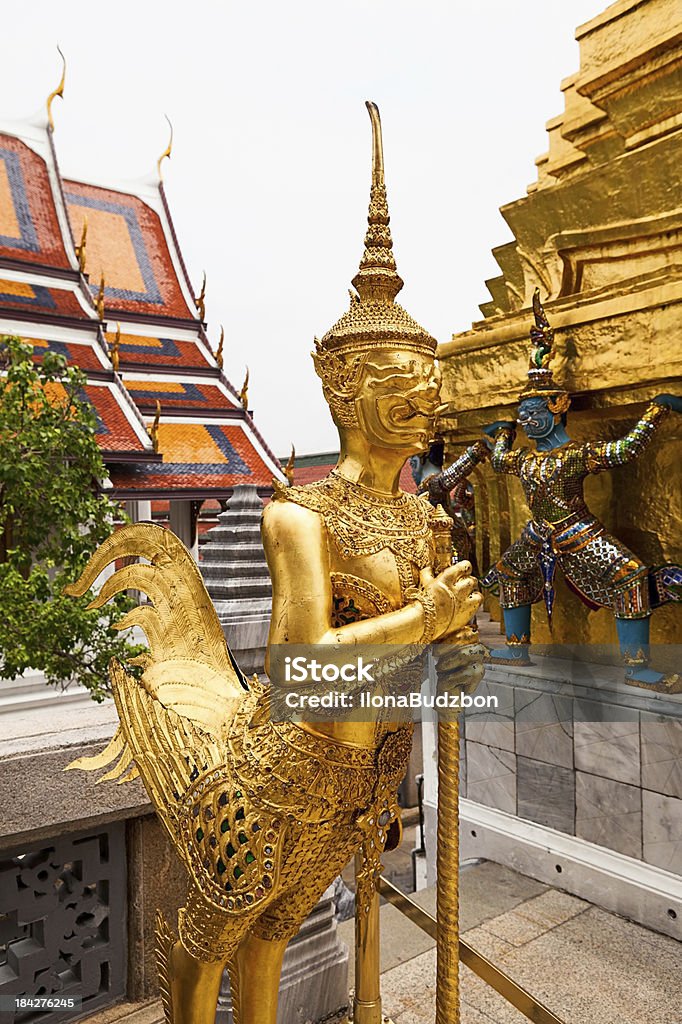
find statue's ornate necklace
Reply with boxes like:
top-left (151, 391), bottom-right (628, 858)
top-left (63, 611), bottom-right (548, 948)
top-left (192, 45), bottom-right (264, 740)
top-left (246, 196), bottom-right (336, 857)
top-left (274, 472), bottom-right (433, 597)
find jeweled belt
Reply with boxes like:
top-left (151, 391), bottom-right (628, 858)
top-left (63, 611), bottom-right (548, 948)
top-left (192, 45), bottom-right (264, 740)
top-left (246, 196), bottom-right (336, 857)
top-left (523, 511), bottom-right (604, 622)
top-left (526, 511), bottom-right (604, 554)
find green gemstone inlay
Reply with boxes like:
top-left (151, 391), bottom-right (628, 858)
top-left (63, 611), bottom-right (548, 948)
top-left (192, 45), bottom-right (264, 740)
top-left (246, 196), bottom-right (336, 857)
top-left (217, 858), bottom-right (226, 874)
top-left (220, 820), bottom-right (230, 833)
top-left (234, 866), bottom-right (244, 879)
top-left (238, 832), bottom-right (248, 845)
top-left (245, 851), bottom-right (256, 864)
top-left (226, 842), bottom-right (236, 858)
top-left (195, 828), bottom-right (204, 842)
top-left (236, 808), bottom-right (245, 821)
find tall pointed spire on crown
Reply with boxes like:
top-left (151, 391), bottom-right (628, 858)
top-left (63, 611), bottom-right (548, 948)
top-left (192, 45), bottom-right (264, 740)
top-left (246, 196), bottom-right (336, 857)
top-left (351, 102), bottom-right (404, 303)
top-left (316, 101), bottom-right (436, 355)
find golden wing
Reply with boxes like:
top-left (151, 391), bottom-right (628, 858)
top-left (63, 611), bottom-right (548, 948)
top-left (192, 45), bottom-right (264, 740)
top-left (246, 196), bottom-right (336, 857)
top-left (107, 658), bottom-right (225, 848)
top-left (64, 522), bottom-right (249, 787)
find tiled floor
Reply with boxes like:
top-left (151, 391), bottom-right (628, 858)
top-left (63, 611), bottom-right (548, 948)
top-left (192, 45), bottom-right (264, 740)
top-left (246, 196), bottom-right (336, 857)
top-left (338, 860), bottom-right (682, 1024)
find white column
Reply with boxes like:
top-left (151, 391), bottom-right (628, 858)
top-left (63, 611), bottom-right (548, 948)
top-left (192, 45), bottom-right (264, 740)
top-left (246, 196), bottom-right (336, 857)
top-left (125, 500), bottom-right (152, 523)
top-left (169, 500), bottom-right (198, 561)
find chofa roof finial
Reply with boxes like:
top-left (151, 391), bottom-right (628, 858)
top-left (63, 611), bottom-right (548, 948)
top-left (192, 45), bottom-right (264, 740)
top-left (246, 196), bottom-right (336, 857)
top-left (239, 367), bottom-right (249, 411)
top-left (46, 46), bottom-right (66, 132)
top-left (215, 325), bottom-right (225, 369)
top-left (195, 271), bottom-right (206, 321)
top-left (157, 114), bottom-right (174, 181)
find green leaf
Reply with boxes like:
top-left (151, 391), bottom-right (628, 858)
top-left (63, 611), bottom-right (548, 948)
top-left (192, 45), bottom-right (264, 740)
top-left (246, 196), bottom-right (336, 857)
top-left (0, 336), bottom-right (144, 697)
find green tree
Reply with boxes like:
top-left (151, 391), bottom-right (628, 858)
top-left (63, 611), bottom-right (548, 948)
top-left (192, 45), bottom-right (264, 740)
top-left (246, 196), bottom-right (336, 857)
top-left (0, 335), bottom-right (143, 701)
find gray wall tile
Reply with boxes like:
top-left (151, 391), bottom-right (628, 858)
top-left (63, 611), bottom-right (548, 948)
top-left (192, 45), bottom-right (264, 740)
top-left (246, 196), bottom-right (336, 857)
top-left (465, 741), bottom-right (516, 814)
top-left (465, 679), bottom-right (515, 752)
top-left (574, 699), bottom-right (640, 786)
top-left (643, 790), bottom-right (682, 874)
top-left (576, 772), bottom-right (642, 859)
top-left (517, 756), bottom-right (575, 834)
top-left (641, 712), bottom-right (682, 799)
top-left (515, 689), bottom-right (573, 769)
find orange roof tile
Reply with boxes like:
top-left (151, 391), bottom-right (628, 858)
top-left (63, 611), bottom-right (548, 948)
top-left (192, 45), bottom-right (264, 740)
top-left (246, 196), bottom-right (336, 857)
top-left (27, 335), bottom-right (108, 371)
top-left (109, 421), bottom-right (278, 495)
top-left (104, 330), bottom-right (213, 370)
top-left (0, 277), bottom-right (87, 317)
top-left (41, 379), bottom-right (150, 455)
top-left (124, 379), bottom-right (237, 412)
top-left (64, 181), bottom-right (195, 320)
top-left (0, 134), bottom-right (70, 269)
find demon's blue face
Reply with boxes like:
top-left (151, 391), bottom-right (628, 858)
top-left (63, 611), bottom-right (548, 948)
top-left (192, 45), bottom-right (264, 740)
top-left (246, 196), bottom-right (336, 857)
top-left (409, 454), bottom-right (424, 486)
top-left (410, 453), bottom-right (439, 487)
top-left (517, 396), bottom-right (556, 439)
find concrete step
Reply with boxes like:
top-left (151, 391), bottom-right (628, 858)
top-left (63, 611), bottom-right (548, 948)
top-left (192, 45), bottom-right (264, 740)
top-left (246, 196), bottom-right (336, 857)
top-left (201, 561), bottom-right (269, 580)
top-left (205, 579), bottom-right (272, 599)
top-left (208, 513), bottom-right (262, 531)
top-left (200, 542), bottom-right (265, 562)
top-left (0, 671), bottom-right (92, 713)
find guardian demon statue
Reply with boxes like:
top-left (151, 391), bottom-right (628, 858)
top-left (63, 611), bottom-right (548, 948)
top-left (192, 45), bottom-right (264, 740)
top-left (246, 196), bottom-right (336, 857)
top-left (483, 291), bottom-right (682, 690)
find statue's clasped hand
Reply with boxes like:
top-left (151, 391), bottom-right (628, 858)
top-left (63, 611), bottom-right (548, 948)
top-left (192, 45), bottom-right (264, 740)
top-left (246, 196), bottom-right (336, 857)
top-left (426, 559), bottom-right (482, 639)
top-left (435, 627), bottom-right (487, 698)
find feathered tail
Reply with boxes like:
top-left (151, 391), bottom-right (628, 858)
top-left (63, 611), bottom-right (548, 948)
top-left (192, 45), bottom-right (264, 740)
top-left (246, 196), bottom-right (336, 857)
top-left (64, 523), bottom-right (250, 780)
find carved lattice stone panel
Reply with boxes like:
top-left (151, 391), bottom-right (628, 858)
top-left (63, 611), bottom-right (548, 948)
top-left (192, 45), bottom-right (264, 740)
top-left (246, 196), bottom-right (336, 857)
top-left (0, 824), bottom-right (126, 1024)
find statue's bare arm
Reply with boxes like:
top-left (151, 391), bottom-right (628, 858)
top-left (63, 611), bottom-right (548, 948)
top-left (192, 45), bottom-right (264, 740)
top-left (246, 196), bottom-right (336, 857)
top-left (262, 501), bottom-right (479, 655)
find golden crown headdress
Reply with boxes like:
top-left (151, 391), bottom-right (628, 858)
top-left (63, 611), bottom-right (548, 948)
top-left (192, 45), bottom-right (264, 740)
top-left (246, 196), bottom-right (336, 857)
top-left (519, 290), bottom-right (570, 414)
top-left (313, 102), bottom-right (436, 424)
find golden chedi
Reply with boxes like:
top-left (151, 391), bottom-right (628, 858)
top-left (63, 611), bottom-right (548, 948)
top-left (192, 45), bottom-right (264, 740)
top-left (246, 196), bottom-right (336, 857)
top-left (437, 0), bottom-right (682, 660)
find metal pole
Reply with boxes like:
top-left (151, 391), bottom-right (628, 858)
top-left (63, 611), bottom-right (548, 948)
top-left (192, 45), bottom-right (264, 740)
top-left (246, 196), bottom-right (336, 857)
top-left (353, 852), bottom-right (383, 1024)
top-left (436, 718), bottom-right (460, 1024)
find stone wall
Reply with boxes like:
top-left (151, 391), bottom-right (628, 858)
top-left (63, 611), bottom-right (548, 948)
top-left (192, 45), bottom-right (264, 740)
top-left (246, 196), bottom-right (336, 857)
top-left (0, 699), bottom-right (180, 1022)
top-left (462, 666), bottom-right (682, 879)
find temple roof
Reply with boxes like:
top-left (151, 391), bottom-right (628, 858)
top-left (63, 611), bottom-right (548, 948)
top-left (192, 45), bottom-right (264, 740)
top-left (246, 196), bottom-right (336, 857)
top-left (0, 275), bottom-right (89, 318)
top-left (110, 419), bottom-right (280, 498)
top-left (123, 376), bottom-right (239, 414)
top-left (63, 181), bottom-right (196, 321)
top-left (0, 106), bottom-right (284, 499)
top-left (103, 328), bottom-right (215, 371)
top-left (281, 450), bottom-right (417, 494)
top-left (0, 133), bottom-right (72, 270)
top-left (29, 333), bottom-right (109, 371)
top-left (5, 324), bottom-right (156, 461)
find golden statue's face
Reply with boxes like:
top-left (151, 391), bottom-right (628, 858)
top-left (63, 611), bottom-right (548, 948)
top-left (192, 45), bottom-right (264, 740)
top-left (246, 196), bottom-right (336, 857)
top-left (354, 350), bottom-right (441, 454)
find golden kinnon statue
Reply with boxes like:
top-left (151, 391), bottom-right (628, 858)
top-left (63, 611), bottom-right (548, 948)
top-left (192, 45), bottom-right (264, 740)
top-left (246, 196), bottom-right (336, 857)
top-left (65, 102), bottom-right (482, 1024)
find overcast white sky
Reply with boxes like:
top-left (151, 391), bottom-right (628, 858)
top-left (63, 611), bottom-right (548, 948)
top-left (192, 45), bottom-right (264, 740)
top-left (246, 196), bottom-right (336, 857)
top-left (2, 1), bottom-right (600, 455)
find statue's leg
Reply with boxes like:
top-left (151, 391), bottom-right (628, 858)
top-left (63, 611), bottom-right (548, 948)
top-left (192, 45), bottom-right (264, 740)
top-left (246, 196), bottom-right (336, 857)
top-left (158, 885), bottom-right (252, 1024)
top-left (169, 939), bottom-right (226, 1024)
top-left (234, 932), bottom-right (289, 1024)
top-left (500, 605), bottom-right (532, 661)
top-left (609, 560), bottom-right (679, 690)
top-left (488, 606), bottom-right (533, 664)
top-left (615, 615), bottom-right (681, 690)
top-left (486, 537), bottom-right (539, 665)
top-left (237, 822), bottom-right (361, 1023)
top-left (563, 537), bottom-right (681, 692)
